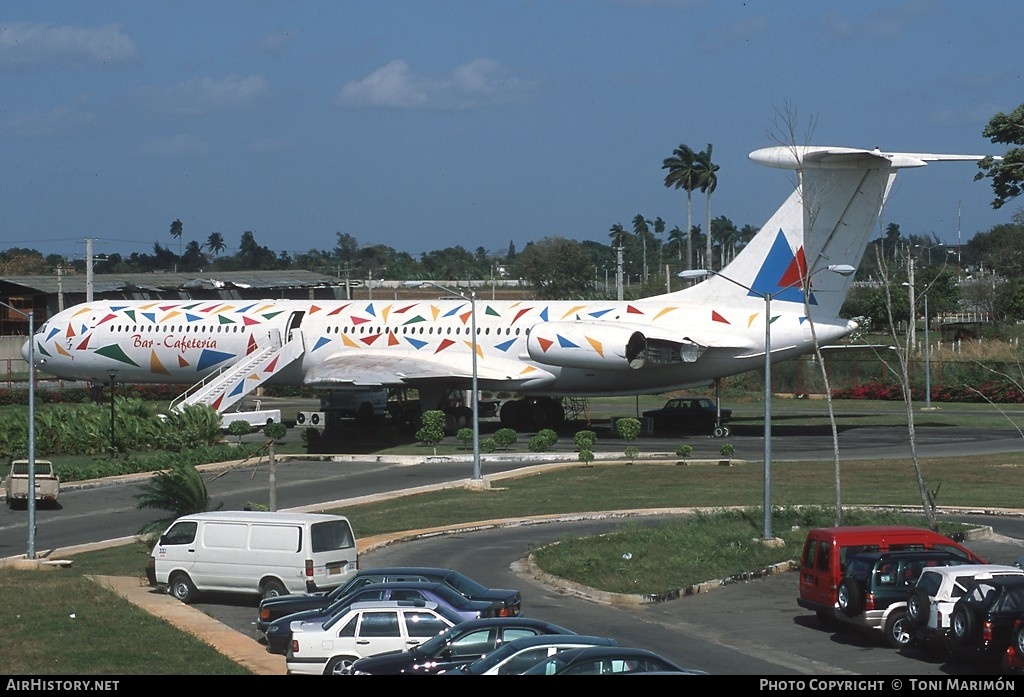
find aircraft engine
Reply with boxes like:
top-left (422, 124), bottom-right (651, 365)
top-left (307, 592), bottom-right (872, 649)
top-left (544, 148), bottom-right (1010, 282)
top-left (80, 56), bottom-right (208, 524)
top-left (525, 321), bottom-right (703, 370)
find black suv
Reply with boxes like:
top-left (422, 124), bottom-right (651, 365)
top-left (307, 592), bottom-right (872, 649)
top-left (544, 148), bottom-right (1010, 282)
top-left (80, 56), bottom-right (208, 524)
top-left (833, 549), bottom-right (964, 648)
top-left (946, 575), bottom-right (1024, 668)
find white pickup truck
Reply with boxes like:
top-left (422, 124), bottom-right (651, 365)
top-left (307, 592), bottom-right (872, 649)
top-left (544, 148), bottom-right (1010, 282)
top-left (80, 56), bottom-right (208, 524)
top-left (4, 459), bottom-right (60, 509)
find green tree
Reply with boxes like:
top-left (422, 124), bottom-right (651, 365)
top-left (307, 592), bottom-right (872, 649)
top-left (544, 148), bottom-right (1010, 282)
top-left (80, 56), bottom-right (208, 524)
top-left (695, 144), bottom-right (720, 270)
top-left (227, 419), bottom-right (252, 444)
top-left (662, 143), bottom-right (701, 270)
top-left (573, 430), bottom-right (597, 451)
top-left (206, 232), bottom-right (226, 258)
top-left (517, 238), bottom-right (593, 299)
top-left (170, 218), bottom-right (183, 256)
top-left (415, 410), bottom-right (445, 447)
top-left (456, 427), bottom-right (473, 450)
top-left (615, 417), bottom-right (641, 463)
top-left (975, 103), bottom-right (1024, 209)
top-left (632, 214), bottom-right (651, 282)
top-left (608, 223), bottom-right (628, 248)
top-left (493, 428), bottom-right (518, 450)
top-left (264, 421), bottom-right (287, 512)
top-left (135, 463), bottom-right (221, 535)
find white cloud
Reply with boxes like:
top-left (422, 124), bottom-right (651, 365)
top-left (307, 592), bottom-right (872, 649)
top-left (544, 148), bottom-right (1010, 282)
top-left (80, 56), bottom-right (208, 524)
top-left (336, 58), bottom-right (532, 110)
top-left (137, 75), bottom-right (270, 116)
top-left (0, 104), bottom-right (96, 138)
top-left (0, 22), bottom-right (138, 69)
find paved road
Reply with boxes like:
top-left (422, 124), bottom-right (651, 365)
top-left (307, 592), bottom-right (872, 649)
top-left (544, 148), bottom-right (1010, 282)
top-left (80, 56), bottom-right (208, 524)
top-left (7, 422), bottom-right (1024, 675)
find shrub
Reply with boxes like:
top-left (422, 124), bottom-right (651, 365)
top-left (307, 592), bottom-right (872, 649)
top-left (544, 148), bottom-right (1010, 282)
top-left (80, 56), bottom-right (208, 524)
top-left (573, 430), bottom-right (597, 451)
top-left (536, 429), bottom-right (558, 448)
top-left (481, 437), bottom-right (497, 453)
top-left (528, 434), bottom-right (551, 452)
top-left (456, 427), bottom-right (473, 449)
top-left (720, 443), bottom-right (735, 458)
top-left (415, 410), bottom-right (446, 446)
top-left (493, 428), bottom-right (518, 450)
top-left (676, 444), bottom-right (693, 458)
top-left (578, 448), bottom-right (594, 467)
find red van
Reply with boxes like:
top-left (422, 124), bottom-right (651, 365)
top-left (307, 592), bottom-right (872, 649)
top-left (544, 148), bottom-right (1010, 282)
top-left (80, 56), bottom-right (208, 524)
top-left (798, 525), bottom-right (985, 621)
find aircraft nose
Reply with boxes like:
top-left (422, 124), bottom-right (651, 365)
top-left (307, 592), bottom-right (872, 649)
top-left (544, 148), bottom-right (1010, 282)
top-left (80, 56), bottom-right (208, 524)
top-left (21, 338), bottom-right (31, 365)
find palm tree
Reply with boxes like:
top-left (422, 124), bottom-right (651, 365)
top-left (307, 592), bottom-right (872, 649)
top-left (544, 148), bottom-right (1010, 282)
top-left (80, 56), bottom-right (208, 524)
top-left (170, 218), bottom-right (183, 256)
top-left (653, 216), bottom-right (666, 275)
top-left (206, 231), bottom-right (226, 258)
top-left (662, 144), bottom-right (700, 270)
top-left (608, 223), bottom-right (628, 248)
top-left (135, 463), bottom-right (221, 535)
top-left (632, 214), bottom-right (651, 282)
top-left (667, 225), bottom-right (685, 261)
top-left (694, 144), bottom-right (720, 270)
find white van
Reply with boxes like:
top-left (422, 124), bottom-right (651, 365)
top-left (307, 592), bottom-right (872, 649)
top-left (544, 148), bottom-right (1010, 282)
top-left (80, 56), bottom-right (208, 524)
top-left (147, 511), bottom-right (359, 604)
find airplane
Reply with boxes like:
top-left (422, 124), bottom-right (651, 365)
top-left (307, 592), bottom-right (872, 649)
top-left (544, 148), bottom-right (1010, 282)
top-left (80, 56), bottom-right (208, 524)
top-left (21, 145), bottom-right (987, 432)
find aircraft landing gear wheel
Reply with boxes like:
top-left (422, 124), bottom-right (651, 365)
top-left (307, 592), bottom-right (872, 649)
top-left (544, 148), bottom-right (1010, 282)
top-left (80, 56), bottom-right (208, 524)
top-left (713, 426), bottom-right (726, 438)
top-left (721, 426), bottom-right (730, 437)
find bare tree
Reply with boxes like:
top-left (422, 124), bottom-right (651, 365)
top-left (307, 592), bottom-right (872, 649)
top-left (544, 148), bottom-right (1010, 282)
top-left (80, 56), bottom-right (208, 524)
top-left (767, 104), bottom-right (848, 526)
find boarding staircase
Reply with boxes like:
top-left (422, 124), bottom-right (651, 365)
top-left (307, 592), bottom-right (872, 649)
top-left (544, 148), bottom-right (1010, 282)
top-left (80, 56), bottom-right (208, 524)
top-left (170, 329), bottom-right (305, 415)
top-left (562, 396), bottom-right (591, 424)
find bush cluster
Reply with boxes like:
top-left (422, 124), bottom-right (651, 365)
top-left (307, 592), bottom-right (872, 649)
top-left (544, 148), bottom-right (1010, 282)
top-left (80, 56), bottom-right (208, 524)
top-left (832, 380), bottom-right (1024, 403)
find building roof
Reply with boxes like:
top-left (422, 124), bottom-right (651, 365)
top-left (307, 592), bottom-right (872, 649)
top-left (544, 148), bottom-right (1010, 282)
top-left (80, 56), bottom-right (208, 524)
top-left (1, 270), bottom-right (344, 295)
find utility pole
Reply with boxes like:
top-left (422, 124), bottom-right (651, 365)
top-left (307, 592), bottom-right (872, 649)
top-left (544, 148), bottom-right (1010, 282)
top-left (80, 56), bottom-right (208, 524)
top-left (86, 238), bottom-right (95, 302)
top-left (615, 246), bottom-right (624, 301)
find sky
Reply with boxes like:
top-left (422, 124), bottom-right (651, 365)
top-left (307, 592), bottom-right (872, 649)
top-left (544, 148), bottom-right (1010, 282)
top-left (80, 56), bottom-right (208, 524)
top-left (2, 0), bottom-right (1022, 267)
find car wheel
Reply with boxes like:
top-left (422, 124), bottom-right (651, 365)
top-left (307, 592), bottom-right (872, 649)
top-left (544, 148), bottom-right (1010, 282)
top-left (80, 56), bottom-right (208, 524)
top-left (169, 572), bottom-right (198, 604)
top-left (837, 577), bottom-right (862, 616)
top-left (951, 605), bottom-right (975, 643)
top-left (325, 655), bottom-right (357, 675)
top-left (907, 588), bottom-right (929, 626)
top-left (1015, 625), bottom-right (1024, 655)
top-left (884, 610), bottom-right (913, 649)
top-left (260, 579), bottom-right (288, 600)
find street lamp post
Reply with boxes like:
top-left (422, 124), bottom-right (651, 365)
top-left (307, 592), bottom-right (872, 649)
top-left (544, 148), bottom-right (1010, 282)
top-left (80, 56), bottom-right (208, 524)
top-left (679, 264), bottom-right (854, 541)
top-left (403, 281), bottom-right (481, 483)
top-left (4, 302), bottom-right (37, 559)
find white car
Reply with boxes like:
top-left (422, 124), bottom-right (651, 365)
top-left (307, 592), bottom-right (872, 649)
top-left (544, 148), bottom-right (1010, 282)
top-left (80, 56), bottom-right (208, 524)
top-left (906, 563), bottom-right (1024, 651)
top-left (285, 600), bottom-right (463, 675)
top-left (443, 634), bottom-right (619, 675)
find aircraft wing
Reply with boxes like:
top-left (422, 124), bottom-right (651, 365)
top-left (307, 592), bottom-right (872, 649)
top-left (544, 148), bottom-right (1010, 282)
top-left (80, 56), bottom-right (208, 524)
top-left (303, 350), bottom-right (556, 388)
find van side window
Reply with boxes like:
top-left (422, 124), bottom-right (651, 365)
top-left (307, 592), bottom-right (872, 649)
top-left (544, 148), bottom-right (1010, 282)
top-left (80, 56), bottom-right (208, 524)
top-left (163, 521), bottom-right (197, 545)
top-left (817, 542), bottom-right (831, 572)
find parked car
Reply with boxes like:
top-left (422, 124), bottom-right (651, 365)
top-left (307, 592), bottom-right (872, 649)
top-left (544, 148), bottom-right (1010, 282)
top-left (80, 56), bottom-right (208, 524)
top-left (1000, 616), bottom-right (1024, 674)
top-left (265, 581), bottom-right (499, 655)
top-left (519, 645), bottom-right (708, 675)
top-left (348, 618), bottom-right (578, 675)
top-left (906, 564), bottom-right (1024, 652)
top-left (945, 576), bottom-right (1024, 668)
top-left (642, 397), bottom-right (731, 436)
top-left (833, 550), bottom-right (966, 648)
top-left (799, 525), bottom-right (985, 623)
top-left (285, 600), bottom-right (463, 675)
top-left (442, 634), bottom-right (619, 675)
top-left (257, 565), bottom-right (521, 634)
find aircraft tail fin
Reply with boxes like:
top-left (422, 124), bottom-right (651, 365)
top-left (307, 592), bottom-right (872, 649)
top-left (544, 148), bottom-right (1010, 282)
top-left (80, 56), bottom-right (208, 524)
top-left (670, 146), bottom-right (986, 318)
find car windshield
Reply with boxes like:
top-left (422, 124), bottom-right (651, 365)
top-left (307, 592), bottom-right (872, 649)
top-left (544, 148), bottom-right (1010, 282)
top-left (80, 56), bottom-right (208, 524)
top-left (415, 624), bottom-right (462, 655)
top-left (455, 640), bottom-right (525, 674)
top-left (443, 571), bottom-right (489, 597)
